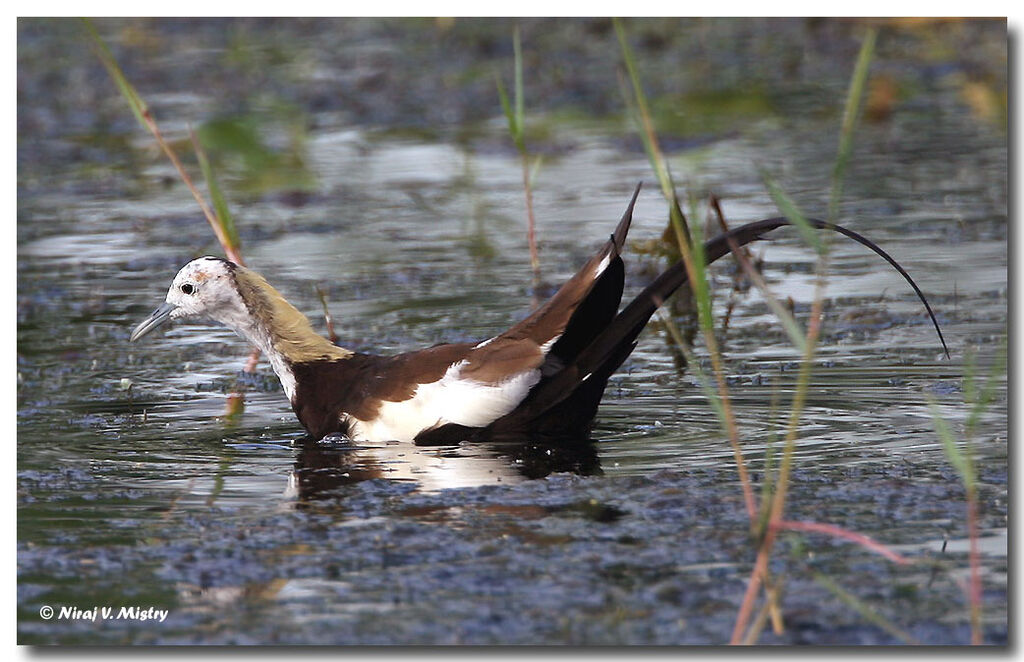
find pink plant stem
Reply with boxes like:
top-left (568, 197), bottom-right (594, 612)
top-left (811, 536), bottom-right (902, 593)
top-left (521, 160), bottom-right (539, 278)
top-left (774, 520), bottom-right (911, 565)
top-left (243, 349), bottom-right (260, 374)
top-left (732, 273), bottom-right (827, 645)
top-left (967, 491), bottom-right (982, 644)
top-left (730, 535), bottom-right (775, 644)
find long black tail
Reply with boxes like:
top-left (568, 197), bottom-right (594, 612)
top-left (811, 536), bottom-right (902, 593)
top-left (487, 217), bottom-right (949, 437)
top-left (630, 217), bottom-right (948, 360)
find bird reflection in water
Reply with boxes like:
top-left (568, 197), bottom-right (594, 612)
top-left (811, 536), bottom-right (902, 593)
top-left (286, 435), bottom-right (601, 502)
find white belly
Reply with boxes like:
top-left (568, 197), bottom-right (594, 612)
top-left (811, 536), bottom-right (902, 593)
top-left (347, 361), bottom-right (540, 442)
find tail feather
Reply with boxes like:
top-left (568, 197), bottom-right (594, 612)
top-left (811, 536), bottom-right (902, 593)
top-left (488, 216), bottom-right (949, 437)
top-left (492, 183), bottom-right (642, 351)
top-left (612, 183), bottom-right (641, 252)
top-left (538, 182), bottom-right (641, 371)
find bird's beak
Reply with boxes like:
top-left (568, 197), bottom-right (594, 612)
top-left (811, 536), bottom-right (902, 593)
top-left (130, 302), bottom-right (178, 342)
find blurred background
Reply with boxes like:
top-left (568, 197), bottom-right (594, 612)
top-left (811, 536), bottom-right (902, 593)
top-left (17, 18), bottom-right (1006, 645)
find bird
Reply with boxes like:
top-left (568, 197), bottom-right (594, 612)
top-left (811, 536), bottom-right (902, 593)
top-left (130, 184), bottom-right (948, 445)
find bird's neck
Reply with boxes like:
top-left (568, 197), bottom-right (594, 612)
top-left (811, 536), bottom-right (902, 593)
top-left (228, 268), bottom-right (352, 400)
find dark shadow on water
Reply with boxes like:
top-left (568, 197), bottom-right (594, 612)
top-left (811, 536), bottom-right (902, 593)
top-left (490, 438), bottom-right (602, 479)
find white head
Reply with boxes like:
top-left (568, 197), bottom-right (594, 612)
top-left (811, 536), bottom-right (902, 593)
top-left (130, 256), bottom-right (350, 364)
top-left (130, 256), bottom-right (248, 341)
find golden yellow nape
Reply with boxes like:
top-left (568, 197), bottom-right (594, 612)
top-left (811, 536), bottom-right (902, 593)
top-left (233, 267), bottom-right (353, 363)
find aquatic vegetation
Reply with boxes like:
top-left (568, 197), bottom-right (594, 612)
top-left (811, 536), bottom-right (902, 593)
top-left (614, 20), bottom-right (959, 644)
top-left (496, 25), bottom-right (542, 285)
top-left (18, 18), bottom-right (1001, 645)
top-left (196, 113), bottom-right (318, 197)
top-left (929, 340), bottom-right (1006, 645)
top-left (84, 19), bottom-right (259, 412)
top-left (83, 19), bottom-right (244, 266)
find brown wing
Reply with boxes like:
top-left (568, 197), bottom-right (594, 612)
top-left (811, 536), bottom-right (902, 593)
top-left (411, 185), bottom-right (642, 444)
top-left (298, 185), bottom-right (644, 441)
top-left (290, 343), bottom-right (473, 438)
top-left (466, 183), bottom-right (641, 376)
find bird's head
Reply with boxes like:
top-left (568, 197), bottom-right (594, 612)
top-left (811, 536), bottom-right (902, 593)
top-left (130, 256), bottom-right (246, 341)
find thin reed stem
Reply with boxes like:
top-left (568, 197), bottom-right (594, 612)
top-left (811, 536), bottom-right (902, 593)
top-left (497, 26), bottom-right (540, 283)
top-left (774, 520), bottom-right (911, 565)
top-left (730, 277), bottom-right (826, 644)
top-left (812, 572), bottom-right (921, 644)
top-left (87, 20), bottom-right (241, 263)
top-left (732, 27), bottom-right (878, 644)
top-left (85, 19), bottom-right (259, 386)
top-left (710, 196), bottom-right (807, 354)
top-left (615, 18), bottom-right (753, 521)
top-left (315, 285), bottom-right (339, 344)
top-left (966, 488), bottom-right (982, 644)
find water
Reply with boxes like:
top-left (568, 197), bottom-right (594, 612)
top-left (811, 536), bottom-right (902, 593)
top-left (18, 18), bottom-right (1006, 644)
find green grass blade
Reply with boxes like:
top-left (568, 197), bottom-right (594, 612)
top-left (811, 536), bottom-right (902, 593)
top-left (763, 174), bottom-right (826, 256)
top-left (711, 198), bottom-right (808, 353)
top-left (495, 31), bottom-right (525, 155)
top-left (684, 194), bottom-right (713, 334)
top-left (513, 26), bottom-right (524, 144)
top-left (495, 74), bottom-right (520, 149)
top-left (928, 398), bottom-right (974, 491)
top-left (658, 309), bottom-right (727, 427)
top-left (84, 18), bottom-right (245, 265)
top-left (962, 348), bottom-right (978, 409)
top-left (615, 17), bottom-right (752, 521)
top-left (528, 155), bottom-right (544, 187)
top-left (812, 572), bottom-right (919, 644)
top-left (614, 17), bottom-right (686, 236)
top-left (82, 19), bottom-right (149, 128)
top-left (831, 29), bottom-right (877, 221)
top-left (966, 337), bottom-right (1007, 436)
top-left (756, 384), bottom-right (782, 531)
top-left (746, 272), bottom-right (809, 353)
top-left (192, 132), bottom-right (240, 253)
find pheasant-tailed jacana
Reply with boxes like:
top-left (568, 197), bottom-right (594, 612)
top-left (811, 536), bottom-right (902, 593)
top-left (130, 185), bottom-right (947, 444)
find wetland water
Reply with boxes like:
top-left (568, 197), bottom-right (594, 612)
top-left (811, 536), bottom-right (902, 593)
top-left (17, 19), bottom-right (1007, 644)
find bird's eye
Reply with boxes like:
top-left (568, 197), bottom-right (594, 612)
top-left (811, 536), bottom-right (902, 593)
top-left (180, 283), bottom-right (195, 295)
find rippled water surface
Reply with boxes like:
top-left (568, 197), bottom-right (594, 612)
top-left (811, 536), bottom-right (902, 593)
top-left (18, 18), bottom-right (1007, 644)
